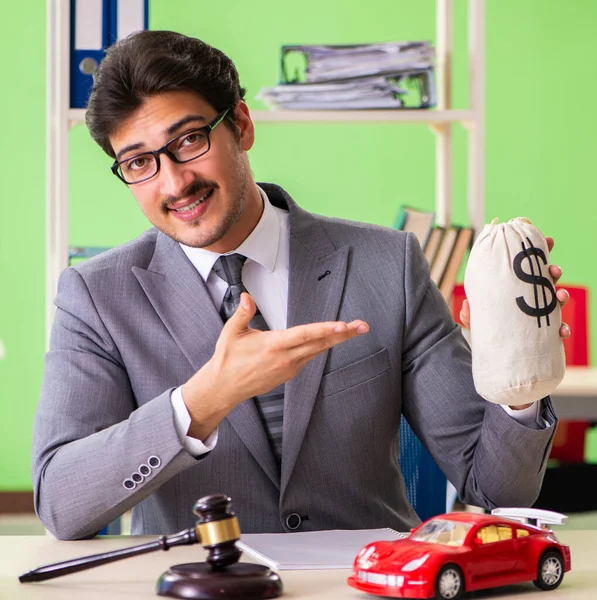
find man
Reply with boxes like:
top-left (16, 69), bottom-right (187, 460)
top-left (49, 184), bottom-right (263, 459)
top-left (33, 31), bottom-right (569, 540)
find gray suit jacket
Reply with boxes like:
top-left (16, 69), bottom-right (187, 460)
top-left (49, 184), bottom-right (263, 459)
top-left (32, 183), bottom-right (557, 540)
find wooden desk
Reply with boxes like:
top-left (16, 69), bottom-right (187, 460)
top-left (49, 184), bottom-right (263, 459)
top-left (1, 531), bottom-right (596, 599)
top-left (552, 367), bottom-right (597, 420)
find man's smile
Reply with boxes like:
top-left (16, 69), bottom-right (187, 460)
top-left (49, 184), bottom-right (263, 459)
top-left (168, 188), bottom-right (215, 221)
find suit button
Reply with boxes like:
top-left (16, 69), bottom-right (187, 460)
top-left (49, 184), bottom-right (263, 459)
top-left (148, 456), bottom-right (161, 469)
top-left (131, 472), bottom-right (143, 484)
top-left (286, 513), bottom-right (301, 530)
top-left (139, 464), bottom-right (151, 477)
top-left (123, 479), bottom-right (136, 490)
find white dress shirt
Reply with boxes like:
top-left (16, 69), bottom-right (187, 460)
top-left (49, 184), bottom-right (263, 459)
top-left (170, 186), bottom-right (290, 454)
top-left (170, 187), bottom-right (547, 456)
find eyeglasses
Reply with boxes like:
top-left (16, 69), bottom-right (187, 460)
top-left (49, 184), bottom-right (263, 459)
top-left (111, 108), bottom-right (230, 185)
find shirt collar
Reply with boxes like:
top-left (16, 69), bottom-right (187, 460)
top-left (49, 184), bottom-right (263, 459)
top-left (179, 186), bottom-right (280, 282)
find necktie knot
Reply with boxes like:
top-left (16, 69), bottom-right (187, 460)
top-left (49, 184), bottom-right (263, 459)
top-left (213, 253), bottom-right (247, 287)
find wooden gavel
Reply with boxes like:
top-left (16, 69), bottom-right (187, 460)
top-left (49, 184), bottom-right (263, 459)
top-left (20, 494), bottom-right (283, 599)
top-left (20, 494), bottom-right (248, 582)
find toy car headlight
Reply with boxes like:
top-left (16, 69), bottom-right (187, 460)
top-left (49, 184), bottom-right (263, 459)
top-left (402, 554), bottom-right (430, 572)
top-left (356, 546), bottom-right (376, 568)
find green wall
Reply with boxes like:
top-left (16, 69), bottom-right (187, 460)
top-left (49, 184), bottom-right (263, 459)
top-left (0, 1), bottom-right (47, 490)
top-left (1, 0), bottom-right (596, 490)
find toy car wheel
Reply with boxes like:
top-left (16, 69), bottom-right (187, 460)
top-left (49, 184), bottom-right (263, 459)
top-left (534, 551), bottom-right (564, 590)
top-left (435, 564), bottom-right (464, 600)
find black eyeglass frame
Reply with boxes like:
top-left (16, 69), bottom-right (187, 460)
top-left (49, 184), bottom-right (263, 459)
top-left (111, 108), bottom-right (231, 185)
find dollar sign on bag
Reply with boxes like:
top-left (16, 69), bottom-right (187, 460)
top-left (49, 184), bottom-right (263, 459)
top-left (512, 238), bottom-right (557, 328)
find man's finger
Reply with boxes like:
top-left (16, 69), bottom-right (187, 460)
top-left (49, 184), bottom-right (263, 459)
top-left (289, 321), bottom-right (369, 360)
top-left (560, 322), bottom-right (571, 339)
top-left (223, 292), bottom-right (256, 334)
top-left (556, 288), bottom-right (569, 307)
top-left (546, 236), bottom-right (554, 252)
top-left (283, 319), bottom-right (369, 349)
top-left (459, 299), bottom-right (470, 326)
top-left (549, 264), bottom-right (562, 284)
top-left (292, 324), bottom-right (369, 365)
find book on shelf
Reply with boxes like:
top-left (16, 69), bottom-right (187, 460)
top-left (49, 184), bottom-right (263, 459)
top-left (423, 226), bottom-right (444, 265)
top-left (68, 246), bottom-right (112, 266)
top-left (429, 225), bottom-right (461, 286)
top-left (396, 212), bottom-right (473, 302)
top-left (438, 227), bottom-right (474, 301)
top-left (237, 528), bottom-right (406, 571)
top-left (395, 205), bottom-right (435, 249)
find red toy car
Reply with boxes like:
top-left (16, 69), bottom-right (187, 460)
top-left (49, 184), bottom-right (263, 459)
top-left (347, 508), bottom-right (571, 599)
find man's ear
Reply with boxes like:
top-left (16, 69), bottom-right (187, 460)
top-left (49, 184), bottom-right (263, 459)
top-left (233, 101), bottom-right (255, 151)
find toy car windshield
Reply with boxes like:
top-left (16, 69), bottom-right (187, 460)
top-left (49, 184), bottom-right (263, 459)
top-left (410, 518), bottom-right (474, 547)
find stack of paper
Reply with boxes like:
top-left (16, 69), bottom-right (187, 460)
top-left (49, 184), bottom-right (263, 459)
top-left (237, 528), bottom-right (406, 571)
top-left (292, 42), bottom-right (435, 82)
top-left (257, 42), bottom-right (436, 110)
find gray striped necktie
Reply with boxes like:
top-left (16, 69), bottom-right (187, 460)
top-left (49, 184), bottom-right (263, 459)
top-left (213, 253), bottom-right (284, 464)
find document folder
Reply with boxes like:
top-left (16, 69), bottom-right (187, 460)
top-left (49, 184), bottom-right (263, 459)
top-left (108, 0), bottom-right (149, 46)
top-left (70, 0), bottom-right (148, 108)
top-left (70, 0), bottom-right (110, 109)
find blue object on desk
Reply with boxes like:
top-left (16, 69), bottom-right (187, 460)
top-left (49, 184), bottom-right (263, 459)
top-left (98, 519), bottom-right (121, 535)
top-left (399, 419), bottom-right (448, 522)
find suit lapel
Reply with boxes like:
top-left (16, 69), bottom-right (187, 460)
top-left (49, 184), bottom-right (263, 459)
top-left (132, 233), bottom-right (220, 370)
top-left (132, 232), bottom-right (280, 489)
top-left (265, 187), bottom-right (350, 497)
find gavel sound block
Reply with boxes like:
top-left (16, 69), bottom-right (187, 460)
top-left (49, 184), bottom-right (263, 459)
top-left (19, 494), bottom-right (283, 600)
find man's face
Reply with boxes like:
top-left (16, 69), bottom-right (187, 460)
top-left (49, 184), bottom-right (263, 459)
top-left (109, 91), bottom-right (260, 251)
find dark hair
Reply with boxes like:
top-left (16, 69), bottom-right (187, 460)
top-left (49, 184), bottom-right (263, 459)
top-left (85, 30), bottom-right (246, 157)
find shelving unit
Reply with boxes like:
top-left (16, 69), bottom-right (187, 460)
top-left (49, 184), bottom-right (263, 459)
top-left (47, 0), bottom-right (485, 344)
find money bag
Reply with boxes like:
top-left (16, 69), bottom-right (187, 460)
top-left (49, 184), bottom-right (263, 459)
top-left (464, 217), bottom-right (565, 405)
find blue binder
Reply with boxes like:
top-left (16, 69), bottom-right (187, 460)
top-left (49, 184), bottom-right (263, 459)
top-left (70, 0), bottom-right (148, 109)
top-left (70, 0), bottom-right (110, 109)
top-left (108, 0), bottom-right (149, 46)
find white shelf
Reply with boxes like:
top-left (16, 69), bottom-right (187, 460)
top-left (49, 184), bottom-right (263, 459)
top-left (69, 108), bottom-right (474, 126)
top-left (553, 367), bottom-right (597, 398)
top-left (68, 108), bottom-right (85, 124)
top-left (550, 367), bottom-right (597, 420)
top-left (253, 109), bottom-right (474, 124)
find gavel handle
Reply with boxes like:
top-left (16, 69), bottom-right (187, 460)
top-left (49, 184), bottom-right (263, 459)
top-left (19, 527), bottom-right (199, 583)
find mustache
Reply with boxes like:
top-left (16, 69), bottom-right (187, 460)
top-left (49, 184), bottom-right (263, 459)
top-left (163, 180), bottom-right (218, 209)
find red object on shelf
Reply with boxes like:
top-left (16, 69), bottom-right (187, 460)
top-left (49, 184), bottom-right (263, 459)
top-left (347, 510), bottom-right (571, 599)
top-left (452, 283), bottom-right (591, 463)
top-left (451, 283), bottom-right (467, 327)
